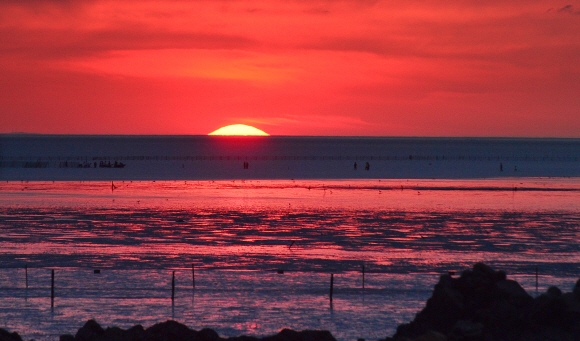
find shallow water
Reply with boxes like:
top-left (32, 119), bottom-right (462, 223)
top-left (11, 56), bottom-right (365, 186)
top-left (1, 179), bottom-right (579, 340)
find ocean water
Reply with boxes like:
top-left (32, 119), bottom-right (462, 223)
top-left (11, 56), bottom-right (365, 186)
top-left (1, 179), bottom-right (580, 341)
top-left (2, 136), bottom-right (580, 180)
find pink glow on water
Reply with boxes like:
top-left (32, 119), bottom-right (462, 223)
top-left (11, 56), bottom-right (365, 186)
top-left (1, 179), bottom-right (580, 340)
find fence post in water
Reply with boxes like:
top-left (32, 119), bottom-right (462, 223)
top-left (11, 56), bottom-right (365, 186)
top-left (172, 271), bottom-right (175, 301)
top-left (329, 274), bottom-right (334, 302)
top-left (51, 269), bottom-right (54, 307)
top-left (192, 264), bottom-right (195, 289)
top-left (535, 267), bottom-right (538, 294)
top-left (25, 264), bottom-right (28, 289)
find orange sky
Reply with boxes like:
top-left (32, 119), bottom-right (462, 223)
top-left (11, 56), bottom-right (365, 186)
top-left (1, 1), bottom-right (579, 136)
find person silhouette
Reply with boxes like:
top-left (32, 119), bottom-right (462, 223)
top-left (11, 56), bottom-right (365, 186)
top-left (365, 162), bottom-right (370, 171)
top-left (354, 162), bottom-right (357, 170)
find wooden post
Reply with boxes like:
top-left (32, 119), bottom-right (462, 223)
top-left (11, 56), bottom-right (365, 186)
top-left (535, 267), bottom-right (538, 294)
top-left (329, 274), bottom-right (334, 302)
top-left (362, 264), bottom-right (365, 290)
top-left (192, 264), bottom-right (195, 289)
top-left (51, 269), bottom-right (54, 307)
top-left (171, 271), bottom-right (175, 301)
top-left (25, 264), bottom-right (28, 289)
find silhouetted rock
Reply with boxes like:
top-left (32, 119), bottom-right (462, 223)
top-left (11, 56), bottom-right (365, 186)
top-left (546, 286), bottom-right (562, 297)
top-left (386, 263), bottom-right (580, 341)
top-left (573, 279), bottom-right (580, 299)
top-left (60, 320), bottom-right (336, 341)
top-left (0, 328), bottom-right (22, 341)
top-left (103, 326), bottom-right (134, 341)
top-left (76, 319), bottom-right (105, 341)
top-left (449, 320), bottom-right (482, 340)
top-left (145, 320), bottom-right (199, 341)
top-left (125, 324), bottom-right (145, 341)
top-left (262, 329), bottom-right (336, 341)
top-left (198, 328), bottom-right (221, 341)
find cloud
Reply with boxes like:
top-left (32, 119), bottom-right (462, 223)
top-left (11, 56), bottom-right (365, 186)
top-left (0, 28), bottom-right (258, 60)
top-left (556, 4), bottom-right (580, 15)
top-left (236, 115), bottom-right (371, 129)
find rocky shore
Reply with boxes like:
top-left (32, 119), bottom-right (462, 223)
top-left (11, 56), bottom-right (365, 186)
top-left (1, 263), bottom-right (579, 341)
top-left (0, 321), bottom-right (336, 341)
top-left (385, 263), bottom-right (580, 341)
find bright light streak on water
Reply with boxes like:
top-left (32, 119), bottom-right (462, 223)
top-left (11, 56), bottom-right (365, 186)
top-left (0, 179), bottom-right (579, 340)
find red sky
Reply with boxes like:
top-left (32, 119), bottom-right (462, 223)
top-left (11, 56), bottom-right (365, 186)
top-left (1, 1), bottom-right (579, 136)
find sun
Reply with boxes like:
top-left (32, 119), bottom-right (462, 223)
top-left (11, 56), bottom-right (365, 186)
top-left (208, 124), bottom-right (269, 136)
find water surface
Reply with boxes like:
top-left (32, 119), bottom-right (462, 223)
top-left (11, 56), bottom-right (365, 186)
top-left (1, 179), bottom-right (579, 340)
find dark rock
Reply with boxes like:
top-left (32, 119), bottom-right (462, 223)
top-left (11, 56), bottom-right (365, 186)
top-left (0, 328), bottom-right (23, 341)
top-left (75, 319), bottom-right (105, 341)
top-left (144, 320), bottom-right (199, 341)
top-left (60, 334), bottom-right (75, 341)
top-left (559, 293), bottom-right (580, 338)
top-left (573, 279), bottom-right (580, 299)
top-left (493, 279), bottom-right (532, 306)
top-left (495, 270), bottom-right (507, 281)
top-left (529, 291), bottom-right (569, 330)
top-left (494, 280), bottom-right (527, 297)
top-left (198, 328), bottom-right (220, 341)
top-left (561, 292), bottom-right (580, 312)
top-left (472, 262), bottom-right (495, 278)
top-left (390, 263), bottom-right (580, 341)
top-left (546, 286), bottom-right (562, 297)
top-left (262, 328), bottom-right (336, 341)
top-left (394, 274), bottom-right (464, 339)
top-left (449, 320), bottom-right (482, 340)
top-left (60, 320), bottom-right (336, 341)
top-left (103, 326), bottom-right (130, 341)
top-left (125, 325), bottom-right (145, 341)
top-left (227, 336), bottom-right (259, 341)
top-left (412, 331), bottom-right (446, 341)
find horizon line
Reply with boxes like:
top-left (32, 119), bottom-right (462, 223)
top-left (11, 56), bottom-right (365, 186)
top-left (2, 133), bottom-right (580, 140)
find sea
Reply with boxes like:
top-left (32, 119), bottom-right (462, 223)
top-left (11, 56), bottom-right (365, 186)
top-left (0, 136), bottom-right (579, 341)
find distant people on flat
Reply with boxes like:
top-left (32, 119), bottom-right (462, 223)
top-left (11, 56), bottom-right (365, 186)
top-left (99, 160), bottom-right (125, 168)
top-left (365, 162), bottom-right (370, 171)
top-left (500, 163), bottom-right (503, 171)
top-left (354, 162), bottom-right (357, 170)
top-left (243, 161), bottom-right (249, 169)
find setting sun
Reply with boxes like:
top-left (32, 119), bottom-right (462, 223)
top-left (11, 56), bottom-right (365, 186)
top-left (208, 124), bottom-right (269, 136)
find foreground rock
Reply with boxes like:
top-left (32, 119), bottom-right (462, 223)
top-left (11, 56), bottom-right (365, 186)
top-left (385, 262), bottom-right (580, 341)
top-left (59, 319), bottom-right (336, 341)
top-left (0, 328), bottom-right (22, 341)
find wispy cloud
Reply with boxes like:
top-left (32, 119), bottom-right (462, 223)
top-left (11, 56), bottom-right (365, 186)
top-left (558, 4), bottom-right (580, 15)
top-left (0, 29), bottom-right (258, 60)
top-left (232, 115), bottom-right (372, 135)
